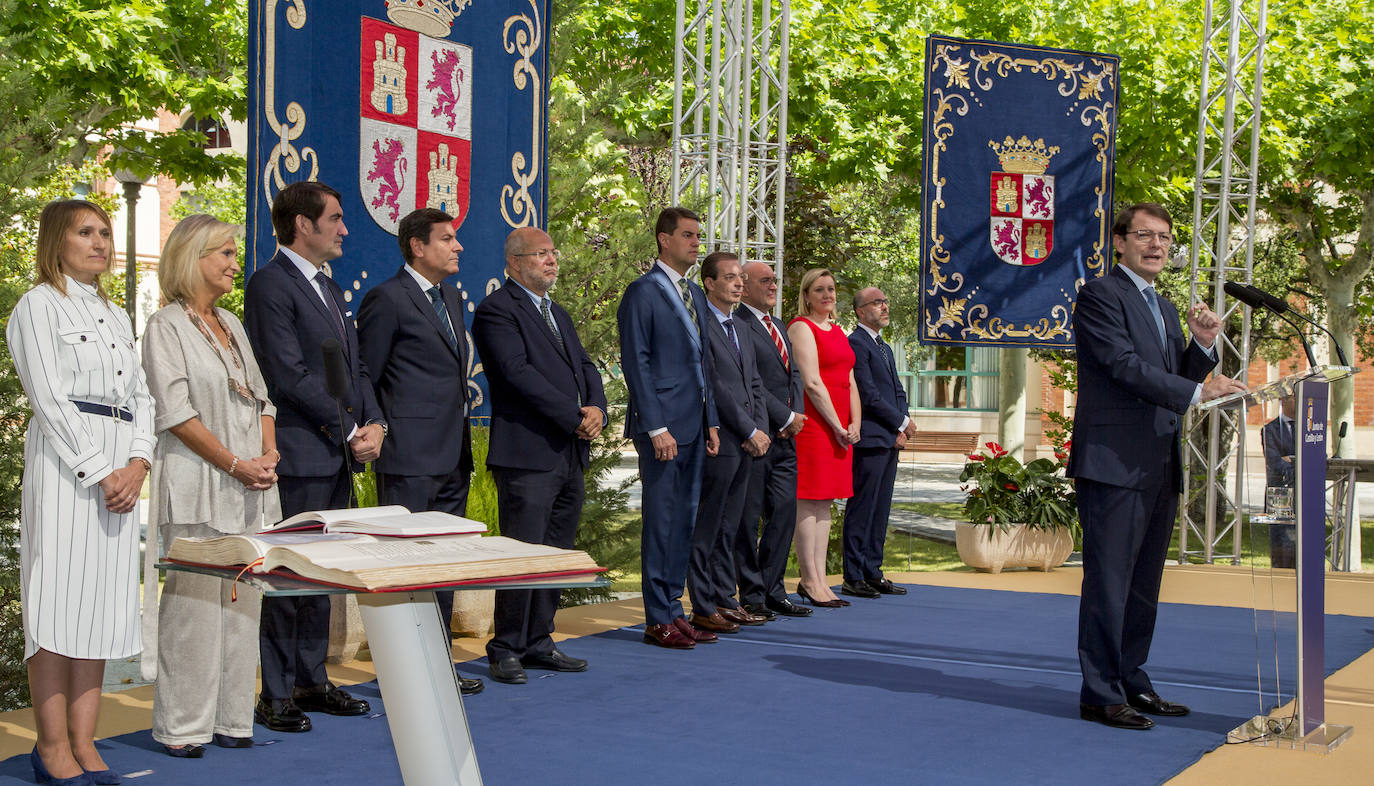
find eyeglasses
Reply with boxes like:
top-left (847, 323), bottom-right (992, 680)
top-left (513, 248), bottom-right (561, 260)
top-left (859, 298), bottom-right (889, 308)
top-left (1127, 230), bottom-right (1173, 245)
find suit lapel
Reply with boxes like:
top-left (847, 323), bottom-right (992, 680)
top-left (508, 281), bottom-right (572, 365)
top-left (1109, 267), bottom-right (1170, 368)
top-left (649, 267), bottom-right (702, 351)
top-left (399, 269), bottom-right (463, 365)
top-left (737, 307), bottom-right (788, 374)
top-left (278, 253), bottom-right (339, 335)
top-left (707, 309), bottom-right (743, 371)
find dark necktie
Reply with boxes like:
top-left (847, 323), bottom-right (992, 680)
top-left (428, 285), bottom-right (460, 354)
top-left (1143, 286), bottom-right (1167, 348)
top-left (677, 278), bottom-right (700, 335)
top-left (723, 317), bottom-right (741, 363)
top-left (314, 271), bottom-right (348, 346)
top-left (541, 296), bottom-right (562, 339)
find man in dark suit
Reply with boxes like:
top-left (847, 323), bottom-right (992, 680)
top-left (617, 206), bottom-right (720, 649)
top-left (356, 207), bottom-right (482, 696)
top-left (733, 261), bottom-right (812, 619)
top-left (1069, 202), bottom-right (1245, 730)
top-left (244, 181), bottom-right (384, 732)
top-left (1262, 395), bottom-right (1296, 488)
top-left (472, 226), bottom-right (608, 684)
top-left (842, 287), bottom-right (918, 599)
top-left (686, 252), bottom-right (770, 634)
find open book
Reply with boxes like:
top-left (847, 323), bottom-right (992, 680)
top-left (166, 532), bottom-right (603, 591)
top-left (264, 505), bottom-right (488, 537)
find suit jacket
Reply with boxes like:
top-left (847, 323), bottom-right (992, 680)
top-left (472, 279), bottom-right (608, 471)
top-left (356, 267), bottom-right (473, 478)
top-left (1262, 416), bottom-right (1296, 487)
top-left (1067, 265), bottom-right (1216, 490)
top-left (734, 306), bottom-right (804, 434)
top-left (849, 327), bottom-right (909, 450)
top-left (617, 265), bottom-right (718, 441)
top-left (703, 306), bottom-right (770, 457)
top-left (244, 250), bottom-right (382, 476)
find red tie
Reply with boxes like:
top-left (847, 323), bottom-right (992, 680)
top-left (763, 314), bottom-right (788, 368)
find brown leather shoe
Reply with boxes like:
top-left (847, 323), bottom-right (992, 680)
top-left (643, 623), bottom-right (695, 649)
top-left (673, 616), bottom-right (719, 643)
top-left (718, 606), bottom-right (767, 626)
top-left (689, 612), bottom-right (741, 634)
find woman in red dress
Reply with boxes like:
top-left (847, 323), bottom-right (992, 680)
top-left (787, 268), bottom-right (860, 607)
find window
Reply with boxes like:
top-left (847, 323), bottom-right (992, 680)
top-left (181, 115), bottom-right (231, 150)
top-left (904, 345), bottom-right (999, 411)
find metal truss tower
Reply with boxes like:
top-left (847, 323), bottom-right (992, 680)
top-left (671, 0), bottom-right (790, 284)
top-left (1180, 0), bottom-right (1269, 564)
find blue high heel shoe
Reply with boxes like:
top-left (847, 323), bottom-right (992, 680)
top-left (29, 748), bottom-right (95, 786)
top-left (83, 766), bottom-right (121, 785)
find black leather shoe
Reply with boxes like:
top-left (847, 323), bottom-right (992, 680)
top-left (867, 577), bottom-right (908, 595)
top-left (742, 603), bottom-right (778, 621)
top-left (489, 656), bottom-right (527, 684)
top-left (841, 579), bottom-right (881, 599)
top-left (212, 733), bottom-right (253, 748)
top-left (293, 685), bottom-right (370, 716)
top-left (1079, 703), bottom-right (1154, 730)
top-left (764, 597), bottom-right (813, 617)
top-left (255, 697), bottom-right (312, 733)
top-left (162, 743), bottom-right (205, 759)
top-left (1128, 691), bottom-right (1190, 717)
top-left (522, 648), bottom-right (588, 672)
top-left (459, 675), bottom-right (485, 695)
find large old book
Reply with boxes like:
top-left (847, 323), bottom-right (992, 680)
top-left (264, 505), bottom-right (488, 537)
top-left (165, 531), bottom-right (602, 591)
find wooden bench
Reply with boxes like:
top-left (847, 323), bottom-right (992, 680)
top-left (900, 430), bottom-right (981, 456)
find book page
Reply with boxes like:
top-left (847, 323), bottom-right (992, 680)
top-left (265, 505), bottom-right (412, 531)
top-left (326, 510), bottom-right (487, 536)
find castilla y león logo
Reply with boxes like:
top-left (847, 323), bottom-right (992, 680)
top-left (988, 135), bottom-right (1058, 267)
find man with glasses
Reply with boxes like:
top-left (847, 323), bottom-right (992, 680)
top-left (472, 227), bottom-right (607, 684)
top-left (842, 287), bottom-right (918, 599)
top-left (1069, 203), bottom-right (1245, 730)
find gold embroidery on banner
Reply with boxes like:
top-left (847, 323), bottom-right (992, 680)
top-left (501, 0), bottom-right (542, 228)
top-left (262, 0), bottom-right (318, 203)
top-left (923, 41), bottom-right (1116, 345)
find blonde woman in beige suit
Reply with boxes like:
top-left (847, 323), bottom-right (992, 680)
top-left (141, 215), bottom-right (281, 758)
top-left (8, 200), bottom-right (155, 785)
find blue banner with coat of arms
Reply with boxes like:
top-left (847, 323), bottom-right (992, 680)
top-left (919, 35), bottom-right (1119, 349)
top-left (247, 0), bottom-right (552, 416)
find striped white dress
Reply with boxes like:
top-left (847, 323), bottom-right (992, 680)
top-left (7, 277), bottom-right (155, 660)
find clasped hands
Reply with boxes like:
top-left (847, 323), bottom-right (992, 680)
top-left (99, 460), bottom-right (148, 514)
top-left (231, 450), bottom-right (279, 491)
top-left (651, 427), bottom-right (721, 462)
top-left (349, 423), bottom-right (386, 463)
top-left (894, 420), bottom-right (919, 449)
top-left (575, 406), bottom-right (604, 440)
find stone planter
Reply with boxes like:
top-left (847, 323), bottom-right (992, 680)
top-left (955, 522), bottom-right (1074, 574)
top-left (450, 588), bottom-right (496, 637)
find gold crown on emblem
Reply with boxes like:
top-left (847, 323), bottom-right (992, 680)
top-left (385, 0), bottom-right (472, 38)
top-left (988, 135), bottom-right (1060, 175)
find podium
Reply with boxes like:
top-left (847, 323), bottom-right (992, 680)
top-left (1197, 365), bottom-right (1358, 752)
top-left (161, 563), bottom-right (608, 785)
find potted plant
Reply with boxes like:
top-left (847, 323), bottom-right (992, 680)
top-left (956, 441), bottom-right (1077, 573)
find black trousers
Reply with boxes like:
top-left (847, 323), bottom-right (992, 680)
top-left (259, 471), bottom-right (351, 699)
top-left (843, 445), bottom-right (898, 582)
top-left (735, 438), bottom-right (798, 606)
top-left (688, 450), bottom-right (752, 615)
top-left (486, 446), bottom-right (584, 661)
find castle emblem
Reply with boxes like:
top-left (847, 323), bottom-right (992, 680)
top-left (358, 15), bottom-right (473, 234)
top-left (988, 135), bottom-right (1057, 266)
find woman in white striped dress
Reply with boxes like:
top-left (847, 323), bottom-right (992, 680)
top-left (8, 200), bottom-right (155, 786)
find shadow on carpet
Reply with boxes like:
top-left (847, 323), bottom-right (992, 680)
top-left (1, 585), bottom-right (1369, 785)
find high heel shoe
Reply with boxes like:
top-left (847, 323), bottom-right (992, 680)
top-left (30, 748), bottom-right (95, 786)
top-left (795, 583), bottom-right (844, 608)
top-left (83, 767), bottom-right (121, 785)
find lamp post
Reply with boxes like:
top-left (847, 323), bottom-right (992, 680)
top-left (112, 170), bottom-right (142, 332)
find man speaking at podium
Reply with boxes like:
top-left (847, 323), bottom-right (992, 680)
top-left (1068, 203), bottom-right (1245, 730)
top-left (245, 181), bottom-right (385, 732)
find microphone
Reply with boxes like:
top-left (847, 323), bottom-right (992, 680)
top-left (321, 338), bottom-right (348, 401)
top-left (1333, 421), bottom-right (1348, 458)
top-left (1224, 282), bottom-right (1318, 369)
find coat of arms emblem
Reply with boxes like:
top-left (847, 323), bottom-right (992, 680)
top-left (359, 2), bottom-right (473, 234)
top-left (988, 136), bottom-right (1058, 266)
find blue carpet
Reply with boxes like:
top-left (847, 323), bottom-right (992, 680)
top-left (2, 584), bottom-right (1370, 785)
